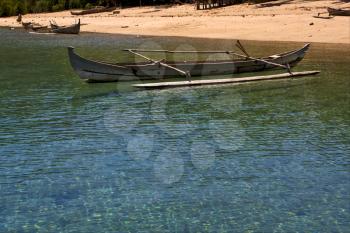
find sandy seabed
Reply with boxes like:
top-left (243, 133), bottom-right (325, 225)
top-left (1, 0), bottom-right (349, 44)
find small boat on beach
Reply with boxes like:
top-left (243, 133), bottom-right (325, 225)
top-left (50, 20), bottom-right (60, 30)
top-left (327, 7), bottom-right (350, 16)
top-left (32, 25), bottom-right (51, 33)
top-left (22, 21), bottom-right (51, 32)
top-left (70, 6), bottom-right (116, 15)
top-left (21, 21), bottom-right (33, 29)
top-left (67, 43), bottom-right (310, 82)
top-left (22, 22), bottom-right (45, 29)
top-left (51, 19), bottom-right (80, 34)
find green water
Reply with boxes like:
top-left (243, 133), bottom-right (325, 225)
top-left (0, 28), bottom-right (349, 232)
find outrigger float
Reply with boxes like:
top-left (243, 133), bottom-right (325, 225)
top-left (133, 71), bottom-right (320, 89)
top-left (67, 41), bottom-right (311, 83)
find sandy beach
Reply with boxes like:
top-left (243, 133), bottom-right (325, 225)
top-left (1, 0), bottom-right (349, 44)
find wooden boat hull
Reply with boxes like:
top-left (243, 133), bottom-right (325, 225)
top-left (52, 20), bottom-right (80, 34)
top-left (22, 22), bottom-right (49, 32)
top-left (67, 44), bottom-right (310, 82)
top-left (327, 7), bottom-right (350, 16)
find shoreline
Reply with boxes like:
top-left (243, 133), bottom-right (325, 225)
top-left (1, 1), bottom-right (349, 44)
top-left (4, 27), bottom-right (350, 47)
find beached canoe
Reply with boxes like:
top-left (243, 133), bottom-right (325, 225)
top-left (70, 6), bottom-right (116, 15)
top-left (22, 22), bottom-right (46, 30)
top-left (22, 22), bottom-right (32, 29)
top-left (327, 7), bottom-right (350, 16)
top-left (51, 19), bottom-right (80, 34)
top-left (67, 44), bottom-right (310, 82)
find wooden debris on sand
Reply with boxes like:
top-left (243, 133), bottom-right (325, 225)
top-left (196, 0), bottom-right (236, 10)
top-left (256, 0), bottom-right (293, 8)
top-left (70, 6), bottom-right (116, 15)
top-left (133, 71), bottom-right (320, 89)
top-left (313, 15), bottom-right (334, 19)
top-left (327, 7), bottom-right (350, 16)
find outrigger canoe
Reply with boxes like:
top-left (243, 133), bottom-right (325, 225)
top-left (67, 43), bottom-right (310, 82)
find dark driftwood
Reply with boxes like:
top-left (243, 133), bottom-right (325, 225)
top-left (327, 7), bottom-right (350, 16)
top-left (70, 6), bottom-right (116, 15)
top-left (133, 71), bottom-right (321, 89)
top-left (256, 0), bottom-right (293, 8)
top-left (313, 15), bottom-right (334, 19)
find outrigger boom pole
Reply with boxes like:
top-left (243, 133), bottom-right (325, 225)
top-left (125, 44), bottom-right (292, 76)
top-left (125, 49), bottom-right (191, 80)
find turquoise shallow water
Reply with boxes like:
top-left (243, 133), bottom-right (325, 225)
top-left (0, 29), bottom-right (349, 232)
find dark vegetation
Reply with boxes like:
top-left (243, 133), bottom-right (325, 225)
top-left (0, 0), bottom-right (278, 17)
